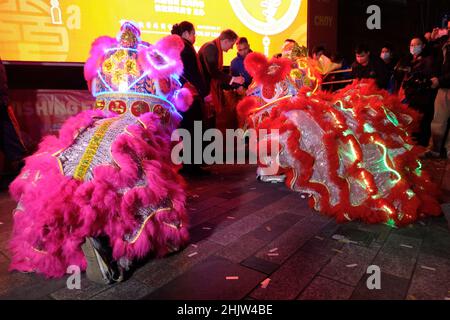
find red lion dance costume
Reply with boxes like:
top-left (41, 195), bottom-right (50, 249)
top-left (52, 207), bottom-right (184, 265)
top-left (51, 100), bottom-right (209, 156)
top-left (238, 52), bottom-right (441, 227)
top-left (8, 23), bottom-right (192, 281)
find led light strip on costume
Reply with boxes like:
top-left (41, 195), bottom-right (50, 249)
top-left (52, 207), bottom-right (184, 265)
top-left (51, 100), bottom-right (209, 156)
top-left (73, 118), bottom-right (117, 180)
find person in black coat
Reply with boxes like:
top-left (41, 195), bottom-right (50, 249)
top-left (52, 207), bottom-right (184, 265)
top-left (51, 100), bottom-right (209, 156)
top-left (351, 43), bottom-right (390, 90)
top-left (171, 21), bottom-right (208, 174)
top-left (395, 36), bottom-right (440, 147)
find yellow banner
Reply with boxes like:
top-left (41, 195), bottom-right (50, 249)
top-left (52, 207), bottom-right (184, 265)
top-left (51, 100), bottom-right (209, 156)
top-left (0, 0), bottom-right (307, 64)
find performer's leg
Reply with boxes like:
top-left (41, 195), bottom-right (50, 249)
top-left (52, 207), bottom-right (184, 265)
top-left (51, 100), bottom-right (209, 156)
top-left (81, 237), bottom-right (124, 284)
top-left (431, 88), bottom-right (450, 153)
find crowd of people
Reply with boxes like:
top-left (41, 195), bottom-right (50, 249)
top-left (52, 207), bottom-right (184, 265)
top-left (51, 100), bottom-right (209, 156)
top-left (347, 25), bottom-right (450, 156)
top-left (171, 20), bottom-right (450, 169)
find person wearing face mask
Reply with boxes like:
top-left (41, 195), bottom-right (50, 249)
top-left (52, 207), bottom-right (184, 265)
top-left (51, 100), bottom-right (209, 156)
top-left (351, 43), bottom-right (389, 90)
top-left (380, 44), bottom-right (397, 93)
top-left (396, 36), bottom-right (440, 147)
top-left (198, 29), bottom-right (244, 130)
top-left (380, 44), bottom-right (396, 72)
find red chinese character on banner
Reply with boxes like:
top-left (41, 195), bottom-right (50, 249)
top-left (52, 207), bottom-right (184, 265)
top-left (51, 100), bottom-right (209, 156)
top-left (131, 101), bottom-right (150, 117)
top-left (95, 100), bottom-right (105, 110)
top-left (108, 100), bottom-right (127, 114)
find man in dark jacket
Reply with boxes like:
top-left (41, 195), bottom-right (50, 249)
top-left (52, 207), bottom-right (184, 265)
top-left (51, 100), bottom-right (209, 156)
top-left (351, 43), bottom-right (390, 90)
top-left (396, 36), bottom-right (439, 147)
top-left (198, 29), bottom-right (244, 128)
top-left (430, 24), bottom-right (450, 157)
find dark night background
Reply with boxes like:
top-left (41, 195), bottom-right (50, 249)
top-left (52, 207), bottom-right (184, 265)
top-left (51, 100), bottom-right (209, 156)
top-left (337, 0), bottom-right (450, 62)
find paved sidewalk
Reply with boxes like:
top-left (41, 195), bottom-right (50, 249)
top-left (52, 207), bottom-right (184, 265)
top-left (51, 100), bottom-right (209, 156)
top-left (0, 162), bottom-right (449, 300)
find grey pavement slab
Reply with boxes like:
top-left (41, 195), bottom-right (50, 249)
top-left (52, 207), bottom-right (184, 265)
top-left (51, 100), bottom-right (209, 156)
top-left (145, 256), bottom-right (266, 300)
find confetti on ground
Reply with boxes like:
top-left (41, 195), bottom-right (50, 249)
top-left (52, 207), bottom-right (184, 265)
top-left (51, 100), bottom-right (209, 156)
top-left (332, 249), bottom-right (344, 254)
top-left (226, 276), bottom-right (239, 280)
top-left (300, 195), bottom-right (306, 199)
top-left (445, 297), bottom-right (450, 301)
top-left (314, 236), bottom-right (324, 241)
top-left (266, 226), bottom-right (272, 232)
top-left (202, 227), bottom-right (212, 230)
top-left (269, 248), bottom-right (278, 253)
top-left (188, 252), bottom-right (198, 258)
top-left (407, 295), bottom-right (417, 300)
top-left (346, 264), bottom-right (358, 268)
top-left (419, 221), bottom-right (426, 226)
top-left (332, 234), bottom-right (345, 241)
top-left (260, 278), bottom-right (271, 289)
top-left (341, 239), bottom-right (358, 244)
top-left (267, 253), bottom-right (279, 257)
top-left (190, 244), bottom-right (198, 248)
top-left (420, 265), bottom-right (436, 271)
top-left (227, 216), bottom-right (235, 220)
top-left (0, 222), bottom-right (3, 225)
top-left (332, 234), bottom-right (357, 244)
top-left (400, 244), bottom-right (413, 249)
top-left (250, 187), bottom-right (256, 190)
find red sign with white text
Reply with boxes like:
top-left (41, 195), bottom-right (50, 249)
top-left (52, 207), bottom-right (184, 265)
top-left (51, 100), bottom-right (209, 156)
top-left (9, 90), bottom-right (95, 152)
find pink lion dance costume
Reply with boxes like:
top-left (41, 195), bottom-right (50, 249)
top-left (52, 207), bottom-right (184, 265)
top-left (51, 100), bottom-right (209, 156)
top-left (238, 52), bottom-right (441, 227)
top-left (8, 23), bottom-right (192, 279)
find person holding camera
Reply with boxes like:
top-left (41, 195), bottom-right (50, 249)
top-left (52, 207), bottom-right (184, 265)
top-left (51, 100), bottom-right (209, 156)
top-left (395, 36), bottom-right (440, 147)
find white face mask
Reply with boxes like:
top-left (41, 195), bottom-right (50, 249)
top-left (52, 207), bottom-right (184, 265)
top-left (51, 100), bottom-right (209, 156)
top-left (410, 45), bottom-right (422, 56)
top-left (380, 52), bottom-right (391, 61)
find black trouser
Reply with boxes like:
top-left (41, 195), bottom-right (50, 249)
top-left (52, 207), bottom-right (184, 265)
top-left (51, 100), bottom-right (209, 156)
top-left (179, 97), bottom-right (204, 168)
top-left (409, 90), bottom-right (437, 147)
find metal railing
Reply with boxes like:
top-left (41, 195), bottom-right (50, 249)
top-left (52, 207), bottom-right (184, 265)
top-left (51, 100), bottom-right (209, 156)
top-left (320, 68), bottom-right (354, 90)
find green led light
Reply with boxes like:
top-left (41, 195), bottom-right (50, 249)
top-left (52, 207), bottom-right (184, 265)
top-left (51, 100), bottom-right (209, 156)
top-left (374, 141), bottom-right (402, 183)
top-left (339, 140), bottom-right (358, 164)
top-left (415, 160), bottom-right (422, 176)
top-left (404, 144), bottom-right (413, 151)
top-left (336, 100), bottom-right (355, 115)
top-left (343, 129), bottom-right (353, 137)
top-left (386, 218), bottom-right (396, 228)
top-left (406, 189), bottom-right (415, 199)
top-left (382, 106), bottom-right (399, 127)
top-left (364, 123), bottom-right (375, 133)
